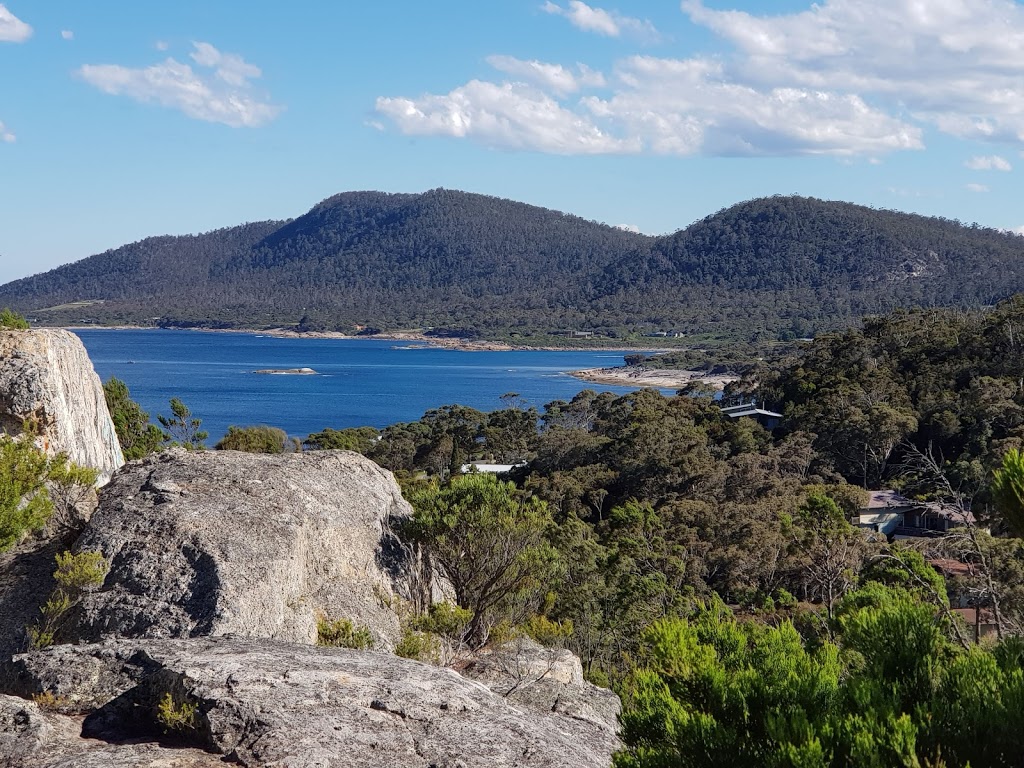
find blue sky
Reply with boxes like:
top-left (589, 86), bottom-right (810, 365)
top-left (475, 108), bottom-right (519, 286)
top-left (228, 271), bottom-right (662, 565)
top-left (2, 0), bottom-right (1024, 285)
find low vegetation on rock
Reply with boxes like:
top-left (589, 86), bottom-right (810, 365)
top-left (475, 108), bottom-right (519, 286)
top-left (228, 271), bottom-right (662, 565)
top-left (316, 617), bottom-right (373, 650)
top-left (0, 308), bottom-right (29, 329)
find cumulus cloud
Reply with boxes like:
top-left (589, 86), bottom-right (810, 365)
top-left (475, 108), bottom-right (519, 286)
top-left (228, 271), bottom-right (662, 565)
top-left (77, 42), bottom-right (281, 128)
top-left (1011, 226), bottom-right (1024, 236)
top-left (0, 4), bottom-right (31, 42)
top-left (966, 155), bottom-right (1012, 172)
top-left (376, 80), bottom-right (638, 155)
top-left (486, 55), bottom-right (605, 95)
top-left (681, 0), bottom-right (1024, 148)
top-left (379, 0), bottom-right (1024, 157)
top-left (61, 29), bottom-right (73, 41)
top-left (0, 121), bottom-right (14, 143)
top-left (542, 1), bottom-right (662, 43)
top-left (966, 183), bottom-right (989, 193)
top-left (377, 52), bottom-right (919, 157)
top-left (615, 223), bottom-right (641, 233)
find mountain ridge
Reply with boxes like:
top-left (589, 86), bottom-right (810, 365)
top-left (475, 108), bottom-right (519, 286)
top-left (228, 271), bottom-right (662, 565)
top-left (4, 189), bottom-right (1024, 340)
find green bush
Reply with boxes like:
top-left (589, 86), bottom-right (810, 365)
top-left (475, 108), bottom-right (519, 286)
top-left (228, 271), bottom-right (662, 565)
top-left (215, 425), bottom-right (292, 454)
top-left (103, 378), bottom-right (164, 459)
top-left (404, 473), bottom-right (560, 646)
top-left (521, 614), bottom-right (574, 647)
top-left (316, 617), bottom-right (373, 649)
top-left (0, 308), bottom-right (29, 329)
top-left (0, 435), bottom-right (53, 552)
top-left (394, 627), bottom-right (439, 662)
top-left (156, 691), bottom-right (198, 733)
top-left (27, 550), bottom-right (108, 648)
top-left (614, 585), bottom-right (1024, 768)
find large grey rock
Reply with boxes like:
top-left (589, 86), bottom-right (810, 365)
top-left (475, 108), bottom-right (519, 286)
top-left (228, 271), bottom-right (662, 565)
top-left (0, 329), bottom-right (124, 484)
top-left (0, 693), bottom-right (224, 767)
top-left (70, 449), bottom-right (419, 649)
top-left (459, 638), bottom-right (621, 747)
top-left (1, 637), bottom-right (619, 768)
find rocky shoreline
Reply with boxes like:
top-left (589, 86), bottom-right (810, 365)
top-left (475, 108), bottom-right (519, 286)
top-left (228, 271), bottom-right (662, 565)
top-left (62, 325), bottom-right (661, 353)
top-left (570, 365), bottom-right (739, 390)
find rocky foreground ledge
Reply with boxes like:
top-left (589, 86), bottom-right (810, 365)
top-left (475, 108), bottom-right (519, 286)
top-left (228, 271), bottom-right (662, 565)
top-left (0, 637), bottom-right (619, 768)
top-left (0, 447), bottom-right (621, 767)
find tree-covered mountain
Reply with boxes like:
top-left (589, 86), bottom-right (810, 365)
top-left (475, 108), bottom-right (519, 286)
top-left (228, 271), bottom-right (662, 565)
top-left (4, 190), bottom-right (1024, 339)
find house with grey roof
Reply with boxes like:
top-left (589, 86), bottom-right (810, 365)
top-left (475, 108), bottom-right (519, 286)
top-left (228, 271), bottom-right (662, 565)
top-left (719, 402), bottom-right (783, 430)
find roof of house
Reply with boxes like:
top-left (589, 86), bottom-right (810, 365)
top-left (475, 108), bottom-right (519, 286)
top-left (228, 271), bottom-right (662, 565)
top-left (459, 462), bottom-right (525, 474)
top-left (864, 489), bottom-right (915, 509)
top-left (719, 403), bottom-right (782, 419)
top-left (928, 558), bottom-right (975, 577)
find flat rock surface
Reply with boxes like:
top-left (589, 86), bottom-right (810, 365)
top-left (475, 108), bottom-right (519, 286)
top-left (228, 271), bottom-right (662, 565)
top-left (70, 449), bottom-right (418, 648)
top-left (1, 637), bottom-right (619, 768)
top-left (0, 329), bottom-right (124, 483)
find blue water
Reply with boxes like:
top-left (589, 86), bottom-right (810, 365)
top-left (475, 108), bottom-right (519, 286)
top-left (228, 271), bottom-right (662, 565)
top-left (73, 329), bottom-right (654, 442)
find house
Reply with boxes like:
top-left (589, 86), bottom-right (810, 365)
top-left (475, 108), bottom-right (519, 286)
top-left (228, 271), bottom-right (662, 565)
top-left (459, 462), bottom-right (526, 474)
top-left (719, 402), bottom-right (783, 430)
top-left (852, 490), bottom-right (915, 536)
top-left (897, 502), bottom-right (976, 538)
top-left (851, 489), bottom-right (976, 539)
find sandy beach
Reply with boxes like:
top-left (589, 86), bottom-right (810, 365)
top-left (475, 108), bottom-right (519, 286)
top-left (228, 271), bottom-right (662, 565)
top-left (569, 366), bottom-right (739, 390)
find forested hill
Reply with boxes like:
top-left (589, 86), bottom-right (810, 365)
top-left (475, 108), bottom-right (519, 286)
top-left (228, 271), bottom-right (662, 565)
top-left (4, 190), bottom-right (1024, 339)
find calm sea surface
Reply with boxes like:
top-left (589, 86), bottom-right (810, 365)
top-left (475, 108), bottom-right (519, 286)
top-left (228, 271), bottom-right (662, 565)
top-left (73, 329), bottom-right (654, 442)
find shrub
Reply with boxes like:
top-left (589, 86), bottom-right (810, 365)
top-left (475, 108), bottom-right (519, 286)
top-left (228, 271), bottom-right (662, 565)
top-left (27, 550), bottom-right (108, 649)
top-left (410, 602), bottom-right (473, 665)
top-left (0, 308), bottom-right (29, 329)
top-left (521, 614), bottom-right (574, 647)
top-left (404, 473), bottom-right (560, 646)
top-left (0, 435), bottom-right (54, 552)
top-left (394, 628), bottom-right (439, 662)
top-left (215, 424), bottom-right (294, 453)
top-left (156, 691), bottom-right (197, 733)
top-left (103, 378), bottom-right (164, 459)
top-left (316, 617), bottom-right (373, 649)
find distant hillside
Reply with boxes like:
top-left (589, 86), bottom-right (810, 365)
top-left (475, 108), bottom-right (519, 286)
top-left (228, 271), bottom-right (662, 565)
top-left (3, 190), bottom-right (1024, 339)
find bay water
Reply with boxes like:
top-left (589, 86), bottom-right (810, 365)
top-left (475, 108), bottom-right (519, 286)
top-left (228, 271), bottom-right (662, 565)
top-left (73, 329), bottom-right (652, 443)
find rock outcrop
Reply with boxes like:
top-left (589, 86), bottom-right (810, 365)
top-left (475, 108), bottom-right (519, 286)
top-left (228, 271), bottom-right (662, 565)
top-left (69, 448), bottom-right (419, 648)
top-left (460, 637), bottom-right (621, 752)
top-left (0, 329), bottom-right (123, 483)
top-left (1, 637), bottom-right (619, 768)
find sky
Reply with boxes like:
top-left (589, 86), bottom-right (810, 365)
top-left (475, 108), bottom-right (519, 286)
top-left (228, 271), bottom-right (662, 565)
top-left (2, 0), bottom-right (1024, 285)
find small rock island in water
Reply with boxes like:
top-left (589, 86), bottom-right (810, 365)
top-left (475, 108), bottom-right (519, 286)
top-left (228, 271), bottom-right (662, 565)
top-left (252, 367), bottom-right (317, 375)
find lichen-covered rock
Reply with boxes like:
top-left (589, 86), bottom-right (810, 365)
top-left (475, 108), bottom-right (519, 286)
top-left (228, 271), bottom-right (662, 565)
top-left (0, 693), bottom-right (225, 767)
top-left (1, 637), bottom-right (619, 768)
top-left (459, 637), bottom-right (621, 753)
top-left (70, 449), bottom-right (419, 648)
top-left (0, 329), bottom-right (123, 484)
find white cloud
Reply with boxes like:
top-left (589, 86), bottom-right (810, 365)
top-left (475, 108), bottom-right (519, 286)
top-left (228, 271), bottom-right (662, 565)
top-left (77, 42), bottom-right (281, 128)
top-left (486, 55), bottom-right (605, 95)
top-left (1011, 226), bottom-right (1024, 236)
top-left (966, 183), bottom-right (989, 193)
top-left (155, 40), bottom-right (169, 51)
top-left (542, 1), bottom-right (662, 43)
top-left (0, 121), bottom-right (14, 143)
top-left (0, 4), bottom-right (31, 42)
top-left (60, 29), bottom-right (73, 41)
top-left (378, 53), bottom-right (920, 157)
top-left (681, 0), bottom-right (1024, 148)
top-left (380, 0), bottom-right (1024, 157)
top-left (615, 223), bottom-right (641, 233)
top-left (376, 80), bottom-right (638, 155)
top-left (965, 155), bottom-right (1012, 171)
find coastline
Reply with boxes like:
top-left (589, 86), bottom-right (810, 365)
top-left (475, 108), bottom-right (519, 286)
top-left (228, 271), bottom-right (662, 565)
top-left (62, 325), bottom-right (660, 354)
top-left (569, 366), bottom-right (739, 390)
